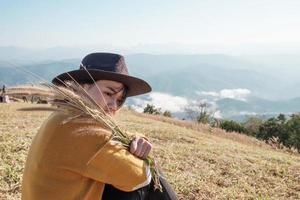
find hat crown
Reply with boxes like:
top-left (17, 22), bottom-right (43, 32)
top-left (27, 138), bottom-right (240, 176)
top-left (52, 52), bottom-right (151, 96)
top-left (80, 53), bottom-right (129, 75)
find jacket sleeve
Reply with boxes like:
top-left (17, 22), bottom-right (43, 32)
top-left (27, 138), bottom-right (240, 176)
top-left (82, 130), bottom-right (152, 192)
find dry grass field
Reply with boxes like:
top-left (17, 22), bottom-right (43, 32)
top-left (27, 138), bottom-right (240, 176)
top-left (0, 103), bottom-right (299, 199)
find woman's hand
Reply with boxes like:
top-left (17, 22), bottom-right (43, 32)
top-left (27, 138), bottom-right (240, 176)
top-left (130, 137), bottom-right (152, 159)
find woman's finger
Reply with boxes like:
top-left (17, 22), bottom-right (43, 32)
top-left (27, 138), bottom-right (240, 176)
top-left (143, 141), bottom-right (152, 158)
top-left (134, 138), bottom-right (145, 157)
top-left (141, 145), bottom-right (151, 159)
top-left (137, 140), bottom-right (151, 158)
top-left (130, 138), bottom-right (137, 154)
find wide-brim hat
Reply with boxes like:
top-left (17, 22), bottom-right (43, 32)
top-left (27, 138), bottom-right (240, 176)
top-left (52, 52), bottom-right (152, 97)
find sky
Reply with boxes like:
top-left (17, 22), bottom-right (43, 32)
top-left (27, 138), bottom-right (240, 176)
top-left (1, 0), bottom-right (300, 54)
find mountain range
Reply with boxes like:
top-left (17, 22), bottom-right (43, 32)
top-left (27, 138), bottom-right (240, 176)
top-left (0, 48), bottom-right (299, 120)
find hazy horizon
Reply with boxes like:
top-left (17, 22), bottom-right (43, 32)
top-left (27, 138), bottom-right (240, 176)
top-left (1, 1), bottom-right (300, 55)
top-left (1, 44), bottom-right (300, 58)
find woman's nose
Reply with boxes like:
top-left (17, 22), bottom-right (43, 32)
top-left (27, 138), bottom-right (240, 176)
top-left (108, 100), bottom-right (118, 112)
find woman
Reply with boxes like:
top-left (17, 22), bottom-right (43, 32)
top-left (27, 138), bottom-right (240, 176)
top-left (21, 53), bottom-right (176, 200)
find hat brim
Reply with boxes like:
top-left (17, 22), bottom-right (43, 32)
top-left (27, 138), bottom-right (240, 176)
top-left (51, 69), bottom-right (152, 97)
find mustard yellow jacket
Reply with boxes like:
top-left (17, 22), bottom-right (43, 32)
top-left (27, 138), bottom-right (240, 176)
top-left (21, 112), bottom-right (151, 200)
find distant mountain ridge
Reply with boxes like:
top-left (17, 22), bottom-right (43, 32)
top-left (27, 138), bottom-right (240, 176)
top-left (1, 53), bottom-right (299, 120)
top-left (0, 54), bottom-right (278, 98)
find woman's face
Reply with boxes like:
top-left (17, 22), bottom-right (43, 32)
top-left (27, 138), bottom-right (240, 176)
top-left (83, 80), bottom-right (126, 115)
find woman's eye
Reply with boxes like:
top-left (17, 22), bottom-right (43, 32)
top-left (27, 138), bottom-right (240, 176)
top-left (104, 92), bottom-right (111, 96)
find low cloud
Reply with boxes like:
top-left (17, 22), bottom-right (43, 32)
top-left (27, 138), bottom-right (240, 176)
top-left (129, 89), bottom-right (254, 120)
top-left (130, 92), bottom-right (224, 119)
top-left (131, 92), bottom-right (189, 113)
top-left (197, 88), bottom-right (251, 101)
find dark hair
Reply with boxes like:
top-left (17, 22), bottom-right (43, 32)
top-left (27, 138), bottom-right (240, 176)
top-left (117, 86), bottom-right (128, 108)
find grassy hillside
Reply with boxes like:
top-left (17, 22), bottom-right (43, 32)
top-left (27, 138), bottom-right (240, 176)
top-left (0, 103), bottom-right (299, 200)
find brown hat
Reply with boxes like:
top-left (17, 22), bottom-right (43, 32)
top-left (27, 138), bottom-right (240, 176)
top-left (52, 52), bottom-right (152, 97)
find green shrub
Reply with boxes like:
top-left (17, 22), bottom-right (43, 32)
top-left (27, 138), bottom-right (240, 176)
top-left (220, 120), bottom-right (247, 134)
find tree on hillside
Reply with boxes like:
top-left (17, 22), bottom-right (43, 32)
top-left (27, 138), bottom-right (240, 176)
top-left (257, 114), bottom-right (289, 143)
top-left (285, 113), bottom-right (300, 150)
top-left (242, 116), bottom-right (264, 136)
top-left (256, 113), bottom-right (300, 152)
top-left (185, 101), bottom-right (216, 124)
top-left (163, 110), bottom-right (172, 117)
top-left (143, 104), bottom-right (162, 115)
